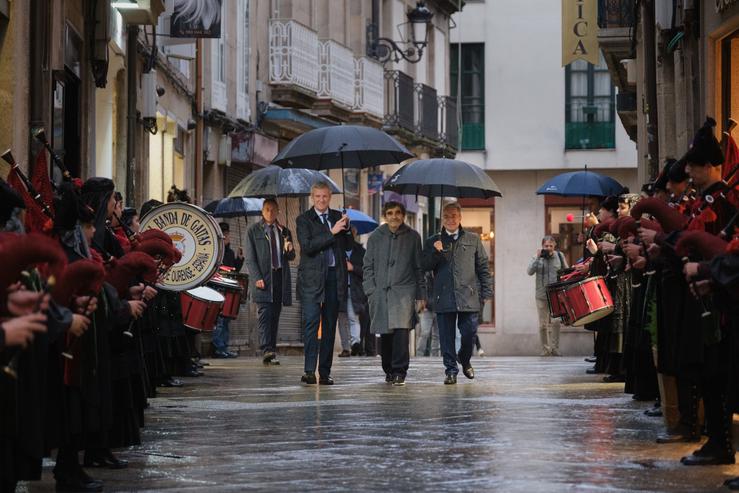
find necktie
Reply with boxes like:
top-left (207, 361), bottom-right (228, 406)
top-left (269, 225), bottom-right (279, 270)
top-left (321, 213), bottom-right (336, 267)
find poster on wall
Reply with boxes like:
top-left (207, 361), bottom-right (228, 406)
top-left (171, 0), bottom-right (222, 38)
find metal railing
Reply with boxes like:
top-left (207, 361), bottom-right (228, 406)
top-left (565, 101), bottom-right (616, 149)
top-left (269, 19), bottom-right (319, 93)
top-left (415, 83), bottom-right (438, 140)
top-left (384, 70), bottom-right (415, 132)
top-left (354, 56), bottom-right (384, 118)
top-left (438, 96), bottom-right (459, 149)
top-left (597, 0), bottom-right (635, 29)
top-left (318, 40), bottom-right (356, 109)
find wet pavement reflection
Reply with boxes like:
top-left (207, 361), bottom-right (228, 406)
top-left (25, 356), bottom-right (739, 492)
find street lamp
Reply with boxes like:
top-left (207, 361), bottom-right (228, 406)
top-left (367, 1), bottom-right (434, 64)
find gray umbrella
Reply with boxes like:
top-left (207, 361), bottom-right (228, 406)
top-left (228, 165), bottom-right (342, 198)
top-left (383, 159), bottom-right (503, 199)
top-left (271, 125), bottom-right (414, 170)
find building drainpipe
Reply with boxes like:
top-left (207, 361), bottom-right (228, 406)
top-left (126, 25), bottom-right (138, 207)
top-left (195, 38), bottom-right (204, 206)
top-left (643, 0), bottom-right (659, 180)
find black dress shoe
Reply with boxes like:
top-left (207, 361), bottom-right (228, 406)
top-left (585, 367), bottom-right (598, 375)
top-left (351, 342), bottom-right (362, 356)
top-left (338, 350), bottom-right (351, 358)
top-left (602, 374), bottom-right (625, 383)
top-left (644, 407), bottom-right (663, 417)
top-left (301, 373), bottom-right (317, 385)
top-left (462, 366), bottom-right (475, 380)
top-left (84, 449), bottom-right (129, 469)
top-left (385, 373), bottom-right (393, 383)
top-left (392, 375), bottom-right (406, 386)
top-left (444, 374), bottom-right (457, 385)
top-left (55, 477), bottom-right (104, 492)
top-left (159, 377), bottom-right (183, 388)
top-left (319, 376), bottom-right (334, 385)
top-left (680, 452), bottom-right (735, 466)
top-left (724, 477), bottom-right (739, 489)
top-left (584, 356), bottom-right (597, 363)
top-left (263, 352), bottom-right (276, 364)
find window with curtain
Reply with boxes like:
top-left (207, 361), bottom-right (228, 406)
top-left (450, 43), bottom-right (485, 150)
top-left (565, 52), bottom-right (615, 149)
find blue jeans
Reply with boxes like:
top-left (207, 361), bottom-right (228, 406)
top-left (302, 268), bottom-right (339, 378)
top-left (212, 316), bottom-right (230, 352)
top-left (437, 312), bottom-right (479, 376)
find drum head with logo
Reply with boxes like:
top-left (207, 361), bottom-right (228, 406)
top-left (140, 202), bottom-right (224, 291)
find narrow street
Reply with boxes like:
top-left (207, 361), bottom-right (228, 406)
top-left (25, 356), bottom-right (739, 492)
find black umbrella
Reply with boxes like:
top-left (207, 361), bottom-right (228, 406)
top-left (383, 159), bottom-right (503, 199)
top-left (272, 125), bottom-right (414, 170)
top-left (228, 165), bottom-right (342, 198)
top-left (204, 197), bottom-right (264, 218)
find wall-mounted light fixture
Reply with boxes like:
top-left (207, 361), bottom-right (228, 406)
top-left (366, 1), bottom-right (433, 64)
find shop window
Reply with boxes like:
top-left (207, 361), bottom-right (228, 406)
top-left (450, 43), bottom-right (485, 150)
top-left (565, 52), bottom-right (615, 150)
top-left (721, 31), bottom-right (739, 131)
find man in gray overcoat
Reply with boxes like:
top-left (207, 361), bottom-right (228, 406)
top-left (363, 201), bottom-right (425, 386)
top-left (244, 198), bottom-right (296, 365)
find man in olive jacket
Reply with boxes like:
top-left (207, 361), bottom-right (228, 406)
top-left (422, 202), bottom-right (493, 384)
top-left (295, 182), bottom-right (351, 385)
top-left (244, 199), bottom-right (295, 365)
top-left (363, 201), bottom-right (425, 386)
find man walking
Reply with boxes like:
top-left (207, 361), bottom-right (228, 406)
top-left (338, 227), bottom-right (368, 357)
top-left (296, 182), bottom-right (351, 385)
top-left (244, 199), bottom-right (295, 365)
top-left (212, 222), bottom-right (244, 358)
top-left (422, 202), bottom-right (493, 384)
top-left (527, 235), bottom-right (568, 356)
top-left (363, 202), bottom-right (425, 386)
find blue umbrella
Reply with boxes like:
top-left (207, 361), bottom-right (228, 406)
top-left (204, 197), bottom-right (264, 218)
top-left (345, 209), bottom-right (378, 235)
top-left (536, 170), bottom-right (624, 197)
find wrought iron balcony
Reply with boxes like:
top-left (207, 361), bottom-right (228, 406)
top-left (384, 70), bottom-right (415, 132)
top-left (354, 57), bottom-right (384, 118)
top-left (415, 83), bottom-right (438, 141)
top-left (598, 0), bottom-right (635, 29)
top-left (565, 102), bottom-right (616, 150)
top-left (318, 40), bottom-right (356, 109)
top-left (269, 19), bottom-right (319, 94)
top-left (438, 96), bottom-right (459, 150)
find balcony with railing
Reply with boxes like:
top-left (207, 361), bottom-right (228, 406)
top-left (415, 83), bottom-right (439, 141)
top-left (565, 102), bottom-right (616, 150)
top-left (597, 0), bottom-right (635, 94)
top-left (269, 19), bottom-right (319, 103)
top-left (438, 96), bottom-right (459, 151)
top-left (354, 57), bottom-right (384, 119)
top-left (318, 40), bottom-right (356, 110)
top-left (384, 70), bottom-right (415, 133)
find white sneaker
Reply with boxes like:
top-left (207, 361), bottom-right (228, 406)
top-left (477, 348), bottom-right (485, 357)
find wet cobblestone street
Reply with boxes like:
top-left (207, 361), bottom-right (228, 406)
top-left (25, 356), bottom-right (739, 492)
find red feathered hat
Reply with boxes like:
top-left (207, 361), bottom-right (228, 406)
top-left (637, 218), bottom-right (663, 234)
top-left (675, 231), bottom-right (729, 260)
top-left (52, 260), bottom-right (106, 307)
top-left (630, 198), bottom-right (688, 233)
top-left (616, 216), bottom-right (638, 239)
top-left (593, 218), bottom-right (615, 238)
top-left (137, 229), bottom-right (174, 245)
top-left (0, 233), bottom-right (67, 309)
top-left (105, 252), bottom-right (159, 298)
top-left (134, 237), bottom-right (180, 267)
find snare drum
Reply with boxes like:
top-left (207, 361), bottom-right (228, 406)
top-left (180, 286), bottom-right (225, 331)
top-left (560, 276), bottom-right (614, 327)
top-left (208, 275), bottom-right (242, 319)
top-left (223, 271), bottom-right (249, 304)
top-left (545, 280), bottom-right (575, 324)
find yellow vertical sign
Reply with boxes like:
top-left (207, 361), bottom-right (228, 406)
top-left (562, 0), bottom-right (599, 66)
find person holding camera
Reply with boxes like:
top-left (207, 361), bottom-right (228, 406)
top-left (527, 235), bottom-right (568, 356)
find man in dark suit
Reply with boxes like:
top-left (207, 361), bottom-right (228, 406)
top-left (296, 181), bottom-right (351, 385)
top-left (244, 199), bottom-right (295, 365)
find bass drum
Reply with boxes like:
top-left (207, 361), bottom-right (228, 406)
top-left (139, 202), bottom-right (224, 291)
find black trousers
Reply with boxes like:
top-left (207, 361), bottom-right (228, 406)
top-left (257, 269), bottom-right (283, 354)
top-left (380, 329), bottom-right (410, 378)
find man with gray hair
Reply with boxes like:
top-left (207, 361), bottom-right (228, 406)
top-left (527, 235), bottom-right (568, 356)
top-left (421, 202), bottom-right (493, 384)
